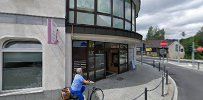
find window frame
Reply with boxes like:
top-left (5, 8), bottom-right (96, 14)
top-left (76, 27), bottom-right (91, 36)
top-left (0, 40), bottom-right (43, 93)
top-left (67, 0), bottom-right (136, 31)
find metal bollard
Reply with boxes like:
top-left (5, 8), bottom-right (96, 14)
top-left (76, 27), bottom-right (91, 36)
top-left (166, 70), bottom-right (169, 85)
top-left (198, 62), bottom-right (200, 70)
top-left (162, 75), bottom-right (165, 96)
top-left (164, 66), bottom-right (166, 76)
top-left (145, 88), bottom-right (147, 100)
top-left (153, 60), bottom-right (155, 68)
top-left (159, 62), bottom-right (161, 71)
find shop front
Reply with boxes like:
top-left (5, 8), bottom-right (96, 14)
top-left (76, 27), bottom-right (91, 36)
top-left (72, 40), bottom-right (128, 81)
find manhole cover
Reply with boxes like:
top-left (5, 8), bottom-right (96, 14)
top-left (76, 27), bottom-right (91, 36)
top-left (117, 77), bottom-right (124, 81)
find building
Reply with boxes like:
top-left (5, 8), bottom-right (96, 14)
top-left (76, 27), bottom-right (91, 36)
top-left (0, 0), bottom-right (141, 99)
top-left (137, 40), bottom-right (185, 59)
top-left (168, 41), bottom-right (185, 59)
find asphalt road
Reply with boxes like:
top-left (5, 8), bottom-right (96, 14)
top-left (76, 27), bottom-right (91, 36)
top-left (139, 57), bottom-right (203, 100)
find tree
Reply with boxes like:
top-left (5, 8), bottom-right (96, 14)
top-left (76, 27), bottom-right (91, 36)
top-left (146, 26), bottom-right (165, 40)
top-left (146, 26), bottom-right (154, 40)
top-left (180, 27), bottom-right (203, 59)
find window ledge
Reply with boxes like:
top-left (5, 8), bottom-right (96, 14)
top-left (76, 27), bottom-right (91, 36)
top-left (0, 87), bottom-right (44, 97)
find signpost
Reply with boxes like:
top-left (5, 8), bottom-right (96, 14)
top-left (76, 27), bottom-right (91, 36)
top-left (160, 40), bottom-right (168, 48)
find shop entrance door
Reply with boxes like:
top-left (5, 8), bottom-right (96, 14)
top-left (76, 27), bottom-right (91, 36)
top-left (105, 43), bottom-right (120, 76)
top-left (106, 49), bottom-right (119, 74)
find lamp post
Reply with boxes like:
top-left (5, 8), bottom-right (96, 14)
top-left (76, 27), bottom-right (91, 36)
top-left (192, 36), bottom-right (195, 67)
top-left (178, 32), bottom-right (185, 63)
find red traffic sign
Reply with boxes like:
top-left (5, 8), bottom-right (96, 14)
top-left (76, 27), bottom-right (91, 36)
top-left (160, 40), bottom-right (168, 48)
top-left (196, 47), bottom-right (203, 53)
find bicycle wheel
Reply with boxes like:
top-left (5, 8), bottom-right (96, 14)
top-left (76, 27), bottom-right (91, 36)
top-left (90, 88), bottom-right (104, 100)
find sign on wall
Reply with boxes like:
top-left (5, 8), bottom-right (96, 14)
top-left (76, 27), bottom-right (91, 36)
top-left (146, 48), bottom-right (152, 52)
top-left (47, 19), bottom-right (59, 44)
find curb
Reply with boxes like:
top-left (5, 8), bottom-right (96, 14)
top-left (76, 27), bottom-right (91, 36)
top-left (169, 76), bottom-right (178, 100)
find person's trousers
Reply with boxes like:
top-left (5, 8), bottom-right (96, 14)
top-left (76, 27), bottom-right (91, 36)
top-left (71, 86), bottom-right (86, 100)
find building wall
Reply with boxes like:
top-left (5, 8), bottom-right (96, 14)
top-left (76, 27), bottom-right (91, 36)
top-left (0, 0), bottom-right (141, 99)
top-left (0, 0), bottom-right (66, 99)
top-left (168, 41), bottom-right (185, 59)
top-left (0, 23), bottom-right (66, 89)
top-left (0, 0), bottom-right (65, 18)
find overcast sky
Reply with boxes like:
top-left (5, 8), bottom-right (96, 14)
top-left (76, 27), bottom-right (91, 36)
top-left (137, 0), bottom-right (203, 40)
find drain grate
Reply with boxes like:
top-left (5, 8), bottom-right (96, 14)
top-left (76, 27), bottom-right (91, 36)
top-left (117, 77), bottom-right (124, 81)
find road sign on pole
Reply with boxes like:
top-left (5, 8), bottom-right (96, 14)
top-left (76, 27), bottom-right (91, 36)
top-left (160, 49), bottom-right (167, 57)
top-left (160, 40), bottom-right (168, 48)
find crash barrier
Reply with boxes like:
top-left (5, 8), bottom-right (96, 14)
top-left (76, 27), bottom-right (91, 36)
top-left (133, 60), bottom-right (169, 100)
top-left (169, 59), bottom-right (202, 70)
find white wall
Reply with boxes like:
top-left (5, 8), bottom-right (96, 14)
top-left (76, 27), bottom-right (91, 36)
top-left (0, 0), bottom-right (65, 18)
top-left (0, 23), bottom-right (66, 91)
top-left (168, 41), bottom-right (185, 59)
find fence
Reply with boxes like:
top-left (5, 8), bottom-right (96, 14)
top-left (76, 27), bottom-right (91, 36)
top-left (133, 60), bottom-right (169, 100)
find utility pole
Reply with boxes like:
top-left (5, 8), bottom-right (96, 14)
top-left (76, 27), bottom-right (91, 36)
top-left (178, 32), bottom-right (185, 63)
top-left (141, 41), bottom-right (143, 66)
top-left (192, 39), bottom-right (195, 67)
top-left (178, 39), bottom-right (180, 63)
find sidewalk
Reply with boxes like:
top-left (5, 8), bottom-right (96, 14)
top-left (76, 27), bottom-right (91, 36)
top-left (86, 63), bottom-right (176, 100)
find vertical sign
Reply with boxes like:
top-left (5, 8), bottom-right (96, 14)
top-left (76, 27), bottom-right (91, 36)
top-left (48, 19), bottom-right (58, 44)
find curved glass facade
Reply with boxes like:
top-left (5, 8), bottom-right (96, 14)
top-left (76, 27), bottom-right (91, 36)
top-left (68, 0), bottom-right (136, 32)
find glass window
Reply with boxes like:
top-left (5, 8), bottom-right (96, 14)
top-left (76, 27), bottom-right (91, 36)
top-left (69, 11), bottom-right (74, 23)
top-left (113, 0), bottom-right (124, 18)
top-left (132, 4), bottom-right (135, 25)
top-left (125, 0), bottom-right (131, 21)
top-left (175, 44), bottom-right (178, 52)
top-left (125, 21), bottom-right (131, 31)
top-left (94, 42), bottom-right (105, 80)
top-left (88, 41), bottom-right (94, 80)
top-left (119, 50), bottom-right (128, 73)
top-left (77, 0), bottom-right (94, 12)
top-left (97, 0), bottom-right (111, 14)
top-left (72, 41), bottom-right (88, 79)
top-left (113, 18), bottom-right (123, 29)
top-left (97, 15), bottom-right (111, 27)
top-left (77, 12), bottom-right (94, 25)
top-left (70, 0), bottom-right (74, 8)
top-left (2, 41), bottom-right (42, 90)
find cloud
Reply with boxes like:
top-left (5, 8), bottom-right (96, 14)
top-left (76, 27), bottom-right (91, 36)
top-left (137, 0), bottom-right (203, 40)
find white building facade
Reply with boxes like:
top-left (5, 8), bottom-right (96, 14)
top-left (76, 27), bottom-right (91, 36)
top-left (0, 0), bottom-right (141, 99)
top-left (168, 41), bottom-right (185, 59)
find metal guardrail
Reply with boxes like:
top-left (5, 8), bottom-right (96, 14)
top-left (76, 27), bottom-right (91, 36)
top-left (133, 60), bottom-right (169, 100)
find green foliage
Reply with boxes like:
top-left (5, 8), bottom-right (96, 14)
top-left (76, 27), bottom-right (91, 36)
top-left (180, 27), bottom-right (203, 60)
top-left (146, 26), bottom-right (165, 40)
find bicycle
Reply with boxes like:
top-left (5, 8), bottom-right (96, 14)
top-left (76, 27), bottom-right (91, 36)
top-left (88, 86), bottom-right (104, 100)
top-left (61, 81), bottom-right (104, 100)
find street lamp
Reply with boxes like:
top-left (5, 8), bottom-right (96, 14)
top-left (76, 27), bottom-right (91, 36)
top-left (178, 32), bottom-right (185, 63)
top-left (192, 36), bottom-right (195, 67)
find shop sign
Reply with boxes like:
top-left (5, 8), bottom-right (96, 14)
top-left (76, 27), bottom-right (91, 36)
top-left (146, 48), bottom-right (152, 52)
top-left (73, 41), bottom-right (87, 47)
top-left (47, 19), bottom-right (59, 44)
